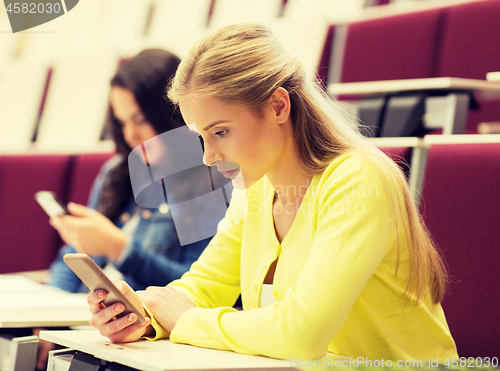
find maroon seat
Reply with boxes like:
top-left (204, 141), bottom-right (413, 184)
top-left (317, 25), bottom-right (335, 87)
top-left (340, 8), bottom-right (444, 83)
top-left (437, 0), bottom-right (500, 132)
top-left (0, 155), bottom-right (73, 273)
top-left (420, 143), bottom-right (500, 357)
top-left (380, 146), bottom-right (411, 177)
top-left (66, 152), bottom-right (115, 205)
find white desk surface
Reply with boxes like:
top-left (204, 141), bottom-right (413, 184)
top-left (41, 330), bottom-right (298, 371)
top-left (0, 275), bottom-right (90, 328)
top-left (364, 136), bottom-right (423, 148)
top-left (486, 71), bottom-right (500, 82)
top-left (329, 77), bottom-right (500, 99)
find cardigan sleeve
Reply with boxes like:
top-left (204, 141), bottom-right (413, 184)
top-left (165, 155), bottom-right (405, 360)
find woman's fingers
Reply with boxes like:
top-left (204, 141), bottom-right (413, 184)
top-left (89, 302), bottom-right (125, 328)
top-left (87, 281), bottom-right (148, 343)
top-left (87, 290), bottom-right (106, 313)
top-left (106, 317), bottom-right (152, 344)
top-left (96, 313), bottom-right (151, 343)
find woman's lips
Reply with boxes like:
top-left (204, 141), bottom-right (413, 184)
top-left (222, 169), bottom-right (239, 179)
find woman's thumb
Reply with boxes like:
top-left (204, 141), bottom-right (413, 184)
top-left (67, 202), bottom-right (92, 217)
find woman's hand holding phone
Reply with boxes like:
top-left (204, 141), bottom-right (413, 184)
top-left (50, 202), bottom-right (127, 260)
top-left (86, 280), bottom-right (196, 344)
top-left (138, 286), bottom-right (197, 333)
top-left (88, 280), bottom-right (153, 343)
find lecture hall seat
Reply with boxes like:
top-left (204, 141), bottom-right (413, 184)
top-left (340, 7), bottom-right (444, 83)
top-left (337, 8), bottom-right (445, 137)
top-left (66, 152), bottom-right (115, 206)
top-left (436, 0), bottom-right (500, 132)
top-left (420, 143), bottom-right (500, 358)
top-left (317, 25), bottom-right (336, 87)
top-left (380, 146), bottom-right (411, 177)
top-left (0, 155), bottom-right (73, 274)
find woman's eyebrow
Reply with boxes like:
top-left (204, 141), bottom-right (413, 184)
top-left (203, 120), bottom-right (231, 131)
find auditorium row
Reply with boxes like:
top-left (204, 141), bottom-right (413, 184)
top-left (2, 0), bottom-right (500, 153)
top-left (0, 135), bottom-right (498, 357)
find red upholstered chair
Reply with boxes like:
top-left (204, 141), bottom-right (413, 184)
top-left (380, 146), bottom-right (411, 177)
top-left (66, 152), bottom-right (115, 206)
top-left (317, 25), bottom-right (335, 87)
top-left (0, 155), bottom-right (73, 273)
top-left (437, 0), bottom-right (500, 132)
top-left (340, 8), bottom-right (444, 83)
top-left (420, 143), bottom-right (500, 357)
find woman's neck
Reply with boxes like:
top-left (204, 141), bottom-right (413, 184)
top-left (266, 146), bottom-right (312, 206)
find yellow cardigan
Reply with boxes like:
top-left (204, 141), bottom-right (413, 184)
top-left (149, 152), bottom-right (458, 361)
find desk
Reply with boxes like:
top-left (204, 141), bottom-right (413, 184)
top-left (0, 275), bottom-right (90, 371)
top-left (41, 330), bottom-right (298, 371)
top-left (329, 77), bottom-right (500, 135)
top-left (486, 71), bottom-right (500, 82)
top-left (328, 77), bottom-right (500, 98)
top-left (0, 275), bottom-right (90, 328)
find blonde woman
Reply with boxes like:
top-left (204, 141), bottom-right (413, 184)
top-left (88, 24), bottom-right (458, 362)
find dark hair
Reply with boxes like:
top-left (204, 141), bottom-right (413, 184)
top-left (98, 49), bottom-right (184, 221)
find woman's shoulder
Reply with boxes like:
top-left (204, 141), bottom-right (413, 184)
top-left (322, 150), bottom-right (377, 177)
top-left (100, 154), bottom-right (125, 174)
top-left (317, 150), bottom-right (394, 195)
top-left (89, 154), bottom-right (125, 193)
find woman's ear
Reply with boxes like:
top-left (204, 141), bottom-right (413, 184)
top-left (270, 87), bottom-right (291, 124)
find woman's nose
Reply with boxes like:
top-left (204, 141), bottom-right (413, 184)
top-left (123, 123), bottom-right (139, 146)
top-left (202, 143), bottom-right (222, 166)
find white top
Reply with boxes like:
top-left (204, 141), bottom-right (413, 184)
top-left (259, 284), bottom-right (275, 308)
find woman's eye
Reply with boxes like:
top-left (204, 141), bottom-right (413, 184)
top-left (135, 118), bottom-right (148, 125)
top-left (215, 130), bottom-right (228, 137)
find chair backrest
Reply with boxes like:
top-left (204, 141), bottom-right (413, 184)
top-left (436, 0), bottom-right (500, 132)
top-left (379, 146), bottom-right (411, 177)
top-left (66, 153), bottom-right (115, 206)
top-left (35, 53), bottom-right (118, 151)
top-left (268, 16), bottom-right (330, 80)
top-left (283, 0), bottom-right (365, 21)
top-left (420, 142), bottom-right (500, 357)
top-left (145, 0), bottom-right (212, 59)
top-left (0, 154), bottom-right (73, 273)
top-left (340, 8), bottom-right (444, 83)
top-left (0, 61), bottom-right (48, 151)
top-left (317, 25), bottom-right (336, 86)
top-left (209, 0), bottom-right (282, 29)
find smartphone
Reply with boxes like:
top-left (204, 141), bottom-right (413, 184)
top-left (34, 191), bottom-right (68, 217)
top-left (63, 253), bottom-right (146, 325)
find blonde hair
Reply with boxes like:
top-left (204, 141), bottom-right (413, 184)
top-left (168, 24), bottom-right (446, 304)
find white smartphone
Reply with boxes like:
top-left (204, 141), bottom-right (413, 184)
top-left (63, 253), bottom-right (147, 325)
top-left (34, 191), bottom-right (68, 217)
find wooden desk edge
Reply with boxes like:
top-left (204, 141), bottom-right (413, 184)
top-left (5, 269), bottom-right (50, 284)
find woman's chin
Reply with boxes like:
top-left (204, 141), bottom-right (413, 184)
top-left (231, 171), bottom-right (247, 190)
